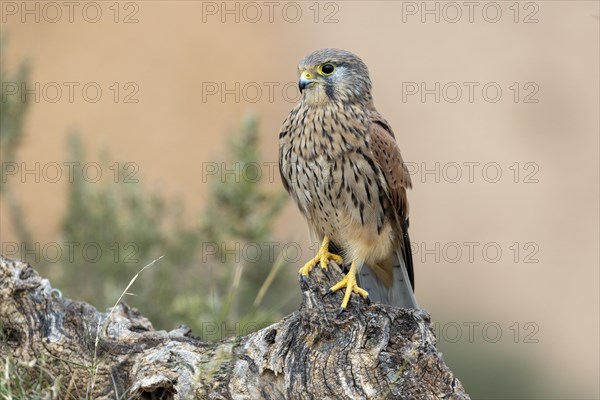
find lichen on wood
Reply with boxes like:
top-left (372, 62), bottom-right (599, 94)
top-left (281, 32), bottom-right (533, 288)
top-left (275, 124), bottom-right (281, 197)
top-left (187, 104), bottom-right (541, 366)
top-left (0, 256), bottom-right (470, 399)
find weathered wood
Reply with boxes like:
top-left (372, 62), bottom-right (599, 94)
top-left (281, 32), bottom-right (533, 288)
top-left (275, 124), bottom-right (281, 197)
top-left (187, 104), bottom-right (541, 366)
top-left (0, 256), bottom-right (470, 399)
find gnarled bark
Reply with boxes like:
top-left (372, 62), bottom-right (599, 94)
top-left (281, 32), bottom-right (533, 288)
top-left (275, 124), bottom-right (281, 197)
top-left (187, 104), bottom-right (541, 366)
top-left (0, 256), bottom-right (470, 399)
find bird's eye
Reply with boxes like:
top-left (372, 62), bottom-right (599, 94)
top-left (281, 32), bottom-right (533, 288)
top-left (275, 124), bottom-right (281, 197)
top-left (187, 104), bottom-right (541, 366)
top-left (318, 63), bottom-right (335, 76)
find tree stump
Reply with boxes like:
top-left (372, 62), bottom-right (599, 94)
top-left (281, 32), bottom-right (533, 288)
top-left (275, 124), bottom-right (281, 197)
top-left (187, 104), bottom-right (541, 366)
top-left (0, 256), bottom-right (470, 399)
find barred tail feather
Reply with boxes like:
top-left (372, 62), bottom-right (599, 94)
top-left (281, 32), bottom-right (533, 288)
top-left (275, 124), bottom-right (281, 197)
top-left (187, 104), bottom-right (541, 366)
top-left (357, 252), bottom-right (418, 308)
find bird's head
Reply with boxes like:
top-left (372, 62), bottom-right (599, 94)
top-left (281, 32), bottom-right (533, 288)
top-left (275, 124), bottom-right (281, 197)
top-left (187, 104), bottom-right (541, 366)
top-left (297, 48), bottom-right (372, 106)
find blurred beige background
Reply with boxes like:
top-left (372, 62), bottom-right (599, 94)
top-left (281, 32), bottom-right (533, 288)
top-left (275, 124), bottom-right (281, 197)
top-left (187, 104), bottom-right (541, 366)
top-left (1, 1), bottom-right (598, 398)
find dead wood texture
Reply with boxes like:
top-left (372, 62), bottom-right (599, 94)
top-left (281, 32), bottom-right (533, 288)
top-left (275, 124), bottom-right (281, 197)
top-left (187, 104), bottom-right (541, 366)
top-left (0, 256), bottom-right (470, 399)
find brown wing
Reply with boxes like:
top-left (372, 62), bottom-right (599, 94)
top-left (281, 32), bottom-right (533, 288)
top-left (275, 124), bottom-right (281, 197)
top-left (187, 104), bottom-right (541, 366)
top-left (367, 112), bottom-right (415, 289)
top-left (368, 113), bottom-right (412, 222)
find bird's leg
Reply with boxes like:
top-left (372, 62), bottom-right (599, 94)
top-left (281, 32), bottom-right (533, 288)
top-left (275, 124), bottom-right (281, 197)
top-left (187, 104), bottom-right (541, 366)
top-left (329, 260), bottom-right (369, 309)
top-left (299, 236), bottom-right (343, 277)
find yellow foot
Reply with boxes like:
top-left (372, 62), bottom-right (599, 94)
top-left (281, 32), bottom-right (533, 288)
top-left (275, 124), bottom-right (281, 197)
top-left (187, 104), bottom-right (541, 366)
top-left (298, 236), bottom-right (343, 277)
top-left (329, 262), bottom-right (368, 309)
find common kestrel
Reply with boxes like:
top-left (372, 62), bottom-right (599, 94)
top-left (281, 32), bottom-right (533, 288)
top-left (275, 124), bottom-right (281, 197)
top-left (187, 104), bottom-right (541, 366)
top-left (279, 48), bottom-right (417, 310)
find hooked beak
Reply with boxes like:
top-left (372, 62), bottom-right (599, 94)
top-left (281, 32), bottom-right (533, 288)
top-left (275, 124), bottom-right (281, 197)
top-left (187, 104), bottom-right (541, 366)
top-left (298, 70), bottom-right (314, 93)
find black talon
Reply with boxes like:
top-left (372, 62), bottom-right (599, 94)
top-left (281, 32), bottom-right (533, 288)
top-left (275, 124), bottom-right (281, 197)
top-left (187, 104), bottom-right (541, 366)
top-left (337, 308), bottom-right (346, 317)
top-left (323, 289), bottom-right (334, 298)
top-left (365, 296), bottom-right (372, 305)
